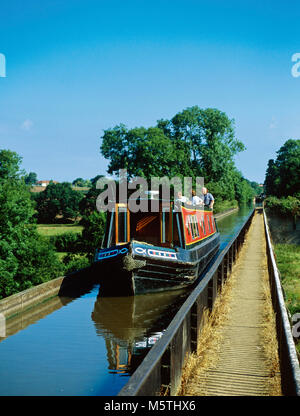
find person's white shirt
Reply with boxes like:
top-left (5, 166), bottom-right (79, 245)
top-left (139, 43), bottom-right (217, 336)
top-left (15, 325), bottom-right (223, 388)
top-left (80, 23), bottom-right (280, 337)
top-left (177, 195), bottom-right (188, 203)
top-left (192, 195), bottom-right (203, 206)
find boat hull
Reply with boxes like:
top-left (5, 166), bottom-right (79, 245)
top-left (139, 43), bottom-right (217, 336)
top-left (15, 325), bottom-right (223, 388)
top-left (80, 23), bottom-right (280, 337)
top-left (95, 232), bottom-right (220, 296)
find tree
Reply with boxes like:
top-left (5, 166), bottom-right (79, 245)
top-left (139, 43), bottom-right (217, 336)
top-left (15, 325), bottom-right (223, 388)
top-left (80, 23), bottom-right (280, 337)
top-left (275, 139), bottom-right (300, 197)
top-left (80, 211), bottom-right (106, 259)
top-left (100, 106), bottom-right (248, 204)
top-left (72, 178), bottom-right (91, 187)
top-left (264, 139), bottom-right (300, 197)
top-left (0, 150), bottom-right (63, 298)
top-left (101, 125), bottom-right (177, 180)
top-left (164, 107), bottom-right (245, 181)
top-left (25, 172), bottom-right (37, 185)
top-left (264, 159), bottom-right (278, 196)
top-left (0, 149), bottom-right (24, 180)
top-left (35, 182), bottom-right (83, 223)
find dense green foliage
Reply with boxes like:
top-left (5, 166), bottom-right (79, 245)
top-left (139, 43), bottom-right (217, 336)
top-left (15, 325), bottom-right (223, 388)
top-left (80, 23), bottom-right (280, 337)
top-left (264, 139), bottom-right (300, 198)
top-left (264, 141), bottom-right (299, 352)
top-left (80, 211), bottom-right (106, 259)
top-left (273, 243), bottom-right (300, 355)
top-left (264, 196), bottom-right (300, 218)
top-left (0, 150), bottom-right (63, 299)
top-left (49, 232), bottom-right (81, 253)
top-left (100, 106), bottom-right (257, 204)
top-left (72, 177), bottom-right (91, 187)
top-left (33, 181), bottom-right (83, 223)
top-left (24, 171), bottom-right (37, 185)
top-left (264, 139), bottom-right (300, 219)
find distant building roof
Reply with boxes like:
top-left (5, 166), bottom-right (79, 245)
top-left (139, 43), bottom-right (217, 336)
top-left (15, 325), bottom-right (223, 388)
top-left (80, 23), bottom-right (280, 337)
top-left (36, 180), bottom-right (59, 186)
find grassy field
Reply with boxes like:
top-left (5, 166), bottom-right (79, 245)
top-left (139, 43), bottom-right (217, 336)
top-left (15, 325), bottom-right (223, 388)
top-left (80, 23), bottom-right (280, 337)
top-left (273, 243), bottom-right (300, 354)
top-left (37, 224), bottom-right (83, 237)
top-left (37, 224), bottom-right (90, 274)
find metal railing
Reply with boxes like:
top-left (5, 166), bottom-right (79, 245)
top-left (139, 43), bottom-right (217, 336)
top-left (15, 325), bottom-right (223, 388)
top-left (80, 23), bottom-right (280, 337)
top-left (263, 210), bottom-right (300, 396)
top-left (118, 208), bottom-right (255, 396)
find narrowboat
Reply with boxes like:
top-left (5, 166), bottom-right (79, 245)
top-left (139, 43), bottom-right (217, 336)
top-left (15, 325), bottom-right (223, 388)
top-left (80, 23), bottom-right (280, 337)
top-left (94, 198), bottom-right (220, 295)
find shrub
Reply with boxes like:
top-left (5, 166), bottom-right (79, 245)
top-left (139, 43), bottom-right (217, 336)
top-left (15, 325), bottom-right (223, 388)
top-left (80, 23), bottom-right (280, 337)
top-left (62, 254), bottom-right (90, 274)
top-left (50, 232), bottom-right (81, 253)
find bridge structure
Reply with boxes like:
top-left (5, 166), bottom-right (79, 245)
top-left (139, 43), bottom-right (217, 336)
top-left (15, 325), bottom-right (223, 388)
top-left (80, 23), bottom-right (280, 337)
top-left (118, 207), bottom-right (300, 396)
top-left (0, 207), bottom-right (299, 396)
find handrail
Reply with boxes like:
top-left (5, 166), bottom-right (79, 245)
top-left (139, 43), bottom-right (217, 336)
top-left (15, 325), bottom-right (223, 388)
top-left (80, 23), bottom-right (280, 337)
top-left (118, 208), bottom-right (255, 396)
top-left (263, 210), bottom-right (300, 396)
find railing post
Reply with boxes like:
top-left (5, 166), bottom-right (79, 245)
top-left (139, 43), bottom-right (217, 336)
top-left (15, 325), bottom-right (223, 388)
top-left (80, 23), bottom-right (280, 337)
top-left (223, 252), bottom-right (229, 281)
top-left (208, 271), bottom-right (218, 311)
top-left (217, 262), bottom-right (224, 288)
top-left (190, 302), bottom-right (198, 353)
top-left (233, 240), bottom-right (237, 263)
top-left (228, 245), bottom-right (233, 273)
top-left (161, 345), bottom-right (171, 395)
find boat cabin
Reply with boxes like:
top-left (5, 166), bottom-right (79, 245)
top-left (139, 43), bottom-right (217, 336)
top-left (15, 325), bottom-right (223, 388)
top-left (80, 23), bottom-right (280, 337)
top-left (102, 200), bottom-right (217, 250)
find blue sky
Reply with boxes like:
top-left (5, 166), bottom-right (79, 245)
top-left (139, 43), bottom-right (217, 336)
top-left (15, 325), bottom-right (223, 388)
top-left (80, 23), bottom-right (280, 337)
top-left (0, 0), bottom-right (299, 183)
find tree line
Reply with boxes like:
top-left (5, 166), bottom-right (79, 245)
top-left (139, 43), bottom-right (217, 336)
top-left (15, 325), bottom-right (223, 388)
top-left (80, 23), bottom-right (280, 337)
top-left (0, 151), bottom-right (63, 298)
top-left (264, 139), bottom-right (300, 222)
top-left (101, 106), bottom-right (259, 206)
top-left (0, 150), bottom-right (106, 299)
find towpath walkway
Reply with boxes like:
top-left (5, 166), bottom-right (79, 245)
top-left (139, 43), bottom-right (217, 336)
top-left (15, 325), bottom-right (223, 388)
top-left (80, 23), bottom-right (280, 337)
top-left (181, 210), bottom-right (282, 396)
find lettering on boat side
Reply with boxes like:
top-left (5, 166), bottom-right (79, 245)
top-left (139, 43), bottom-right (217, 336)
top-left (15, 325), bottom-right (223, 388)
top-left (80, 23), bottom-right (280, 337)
top-left (134, 247), bottom-right (177, 259)
top-left (147, 249), bottom-right (177, 259)
top-left (97, 247), bottom-right (128, 260)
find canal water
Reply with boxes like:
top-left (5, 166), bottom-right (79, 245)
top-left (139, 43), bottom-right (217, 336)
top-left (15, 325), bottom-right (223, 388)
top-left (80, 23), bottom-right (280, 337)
top-left (0, 204), bottom-right (253, 396)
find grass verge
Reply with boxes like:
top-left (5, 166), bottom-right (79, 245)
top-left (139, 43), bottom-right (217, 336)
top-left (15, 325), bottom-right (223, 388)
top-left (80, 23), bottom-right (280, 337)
top-left (273, 243), bottom-right (300, 355)
top-left (37, 224), bottom-right (83, 237)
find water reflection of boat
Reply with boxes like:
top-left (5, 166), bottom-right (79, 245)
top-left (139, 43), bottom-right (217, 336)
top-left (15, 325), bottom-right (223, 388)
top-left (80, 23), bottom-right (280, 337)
top-left (91, 289), bottom-right (188, 374)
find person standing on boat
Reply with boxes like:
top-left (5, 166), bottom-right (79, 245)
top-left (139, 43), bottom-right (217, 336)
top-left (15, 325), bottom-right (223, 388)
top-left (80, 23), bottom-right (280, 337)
top-left (176, 191), bottom-right (189, 203)
top-left (202, 187), bottom-right (214, 210)
top-left (192, 189), bottom-right (203, 206)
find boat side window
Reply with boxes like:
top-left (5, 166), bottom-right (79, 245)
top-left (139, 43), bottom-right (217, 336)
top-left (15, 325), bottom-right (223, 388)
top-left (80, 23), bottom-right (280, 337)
top-left (186, 215), bottom-right (200, 239)
top-left (117, 206), bottom-right (129, 244)
top-left (104, 211), bottom-right (115, 247)
top-left (207, 215), bottom-right (211, 233)
top-left (173, 212), bottom-right (184, 248)
top-left (191, 215), bottom-right (200, 239)
top-left (161, 208), bottom-right (170, 244)
top-left (210, 215), bottom-right (215, 232)
top-left (201, 214), bottom-right (206, 236)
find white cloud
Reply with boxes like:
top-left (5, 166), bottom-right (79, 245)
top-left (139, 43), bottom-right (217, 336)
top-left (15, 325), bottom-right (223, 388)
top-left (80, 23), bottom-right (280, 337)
top-left (21, 119), bottom-right (34, 131)
top-left (269, 117), bottom-right (277, 129)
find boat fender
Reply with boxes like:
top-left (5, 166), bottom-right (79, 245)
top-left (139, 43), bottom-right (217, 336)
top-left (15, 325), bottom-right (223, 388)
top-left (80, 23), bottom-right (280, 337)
top-left (122, 254), bottom-right (147, 271)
